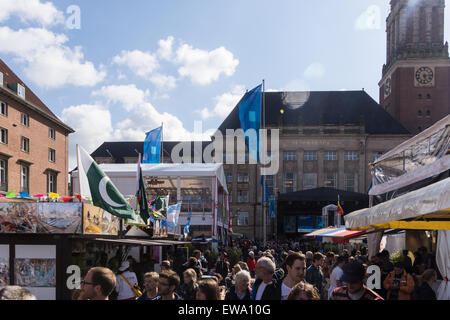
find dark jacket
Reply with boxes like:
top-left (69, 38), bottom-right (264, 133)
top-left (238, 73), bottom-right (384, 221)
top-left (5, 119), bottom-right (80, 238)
top-left (177, 283), bottom-right (198, 301)
top-left (416, 282), bottom-right (437, 300)
top-left (251, 278), bottom-right (282, 300)
top-left (305, 264), bottom-right (323, 293)
top-left (225, 285), bottom-right (251, 301)
top-left (215, 260), bottom-right (230, 279)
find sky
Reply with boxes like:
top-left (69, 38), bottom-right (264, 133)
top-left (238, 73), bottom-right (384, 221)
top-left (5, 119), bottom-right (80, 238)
top-left (1, 0), bottom-right (450, 169)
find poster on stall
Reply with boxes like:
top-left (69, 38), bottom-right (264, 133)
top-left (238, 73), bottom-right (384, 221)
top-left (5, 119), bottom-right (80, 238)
top-left (102, 210), bottom-right (120, 235)
top-left (0, 203), bottom-right (38, 233)
top-left (0, 245), bottom-right (9, 286)
top-left (37, 203), bottom-right (82, 234)
top-left (14, 258), bottom-right (56, 287)
top-left (153, 219), bottom-right (161, 237)
top-left (83, 203), bottom-right (103, 234)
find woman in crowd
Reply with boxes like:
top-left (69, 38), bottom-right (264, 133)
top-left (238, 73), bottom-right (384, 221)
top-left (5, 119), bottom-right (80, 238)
top-left (225, 270), bottom-right (251, 301)
top-left (115, 261), bottom-right (140, 300)
top-left (287, 281), bottom-right (320, 300)
top-left (178, 268), bottom-right (198, 300)
top-left (415, 269), bottom-right (437, 300)
top-left (225, 264), bottom-right (242, 288)
top-left (196, 278), bottom-right (221, 300)
top-left (328, 256), bottom-right (346, 300)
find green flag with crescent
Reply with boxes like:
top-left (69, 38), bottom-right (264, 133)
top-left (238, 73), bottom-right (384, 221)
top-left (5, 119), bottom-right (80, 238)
top-left (77, 145), bottom-right (136, 220)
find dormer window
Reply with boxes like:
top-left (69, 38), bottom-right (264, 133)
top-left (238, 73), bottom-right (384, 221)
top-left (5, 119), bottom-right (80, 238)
top-left (17, 84), bottom-right (25, 99)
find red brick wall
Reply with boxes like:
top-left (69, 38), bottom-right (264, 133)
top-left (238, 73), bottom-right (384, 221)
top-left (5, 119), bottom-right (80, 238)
top-left (0, 92), bottom-right (69, 195)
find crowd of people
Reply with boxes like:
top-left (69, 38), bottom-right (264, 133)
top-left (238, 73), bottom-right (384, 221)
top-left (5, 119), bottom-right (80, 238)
top-left (0, 240), bottom-right (442, 301)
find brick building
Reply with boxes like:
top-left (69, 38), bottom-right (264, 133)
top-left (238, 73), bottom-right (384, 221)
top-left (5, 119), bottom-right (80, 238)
top-left (0, 59), bottom-right (74, 196)
top-left (379, 0), bottom-right (450, 135)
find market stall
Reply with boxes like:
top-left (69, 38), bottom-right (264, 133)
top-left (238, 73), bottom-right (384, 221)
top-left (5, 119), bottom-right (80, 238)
top-left (71, 163), bottom-right (231, 244)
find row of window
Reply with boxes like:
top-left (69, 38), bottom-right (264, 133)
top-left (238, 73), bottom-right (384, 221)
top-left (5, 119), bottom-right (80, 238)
top-left (0, 160), bottom-right (57, 193)
top-left (226, 172), bottom-right (358, 204)
top-left (0, 129), bottom-right (56, 162)
top-left (0, 102), bottom-right (56, 139)
top-left (417, 110), bottom-right (431, 117)
top-left (283, 151), bottom-right (360, 161)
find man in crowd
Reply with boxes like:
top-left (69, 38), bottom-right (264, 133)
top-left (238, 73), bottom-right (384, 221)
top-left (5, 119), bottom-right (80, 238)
top-left (383, 261), bottom-right (414, 300)
top-left (152, 270), bottom-right (183, 300)
top-left (246, 251), bottom-right (256, 278)
top-left (281, 252), bottom-right (307, 300)
top-left (137, 272), bottom-right (159, 300)
top-left (79, 267), bottom-right (117, 300)
top-left (160, 260), bottom-right (171, 272)
top-left (305, 252), bottom-right (324, 295)
top-left (251, 257), bottom-right (281, 300)
top-left (193, 249), bottom-right (208, 274)
top-left (215, 252), bottom-right (230, 281)
top-left (330, 262), bottom-right (383, 300)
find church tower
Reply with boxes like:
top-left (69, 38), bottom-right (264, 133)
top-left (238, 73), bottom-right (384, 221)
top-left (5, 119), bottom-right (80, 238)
top-left (379, 0), bottom-right (450, 134)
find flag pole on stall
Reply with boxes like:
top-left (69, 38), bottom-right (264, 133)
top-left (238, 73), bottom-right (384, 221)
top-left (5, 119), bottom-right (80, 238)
top-left (262, 79), bottom-right (266, 248)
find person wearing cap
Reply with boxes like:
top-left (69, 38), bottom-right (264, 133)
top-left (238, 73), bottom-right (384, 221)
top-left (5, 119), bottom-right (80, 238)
top-left (330, 262), bottom-right (383, 300)
top-left (115, 260), bottom-right (139, 300)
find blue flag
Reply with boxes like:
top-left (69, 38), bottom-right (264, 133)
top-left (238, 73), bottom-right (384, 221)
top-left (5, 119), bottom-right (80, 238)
top-left (143, 126), bottom-right (162, 163)
top-left (184, 208), bottom-right (193, 238)
top-left (269, 199), bottom-right (276, 218)
top-left (238, 84), bottom-right (262, 162)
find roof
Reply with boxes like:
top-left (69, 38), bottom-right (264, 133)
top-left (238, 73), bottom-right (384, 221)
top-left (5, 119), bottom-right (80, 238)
top-left (218, 90), bottom-right (410, 135)
top-left (278, 187), bottom-right (369, 202)
top-left (91, 141), bottom-right (211, 163)
top-left (0, 58), bottom-right (74, 133)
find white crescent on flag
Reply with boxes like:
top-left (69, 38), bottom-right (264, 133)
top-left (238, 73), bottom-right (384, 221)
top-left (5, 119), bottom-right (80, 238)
top-left (99, 176), bottom-right (123, 208)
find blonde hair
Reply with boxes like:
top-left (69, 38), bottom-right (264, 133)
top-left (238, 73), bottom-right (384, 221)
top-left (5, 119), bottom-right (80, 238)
top-left (287, 281), bottom-right (320, 300)
top-left (183, 268), bottom-right (197, 283)
top-left (144, 272), bottom-right (159, 281)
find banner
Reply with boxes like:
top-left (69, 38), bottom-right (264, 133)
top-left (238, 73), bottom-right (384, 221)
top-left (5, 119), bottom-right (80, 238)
top-left (143, 126), bottom-right (162, 163)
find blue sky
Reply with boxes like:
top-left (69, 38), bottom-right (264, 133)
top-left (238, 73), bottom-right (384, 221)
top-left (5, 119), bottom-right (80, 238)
top-left (1, 0), bottom-right (449, 169)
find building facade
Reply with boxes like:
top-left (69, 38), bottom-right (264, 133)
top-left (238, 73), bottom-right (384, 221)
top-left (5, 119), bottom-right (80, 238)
top-left (379, 0), bottom-right (450, 135)
top-left (0, 59), bottom-right (74, 196)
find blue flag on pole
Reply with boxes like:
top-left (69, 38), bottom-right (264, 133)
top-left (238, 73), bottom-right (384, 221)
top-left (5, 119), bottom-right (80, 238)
top-left (269, 199), bottom-right (276, 218)
top-left (184, 208), bottom-right (193, 238)
top-left (238, 84), bottom-right (262, 162)
top-left (143, 126), bottom-right (162, 163)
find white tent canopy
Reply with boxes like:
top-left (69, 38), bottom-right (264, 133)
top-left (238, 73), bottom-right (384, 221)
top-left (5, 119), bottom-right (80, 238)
top-left (345, 176), bottom-right (450, 229)
top-left (72, 163), bottom-right (229, 195)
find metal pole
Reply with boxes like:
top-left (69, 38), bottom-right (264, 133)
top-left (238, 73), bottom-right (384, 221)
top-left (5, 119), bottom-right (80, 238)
top-left (161, 122), bottom-right (164, 164)
top-left (262, 79), bottom-right (266, 247)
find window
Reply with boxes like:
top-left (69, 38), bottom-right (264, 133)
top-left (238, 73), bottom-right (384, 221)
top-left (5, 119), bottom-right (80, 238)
top-left (226, 172), bottom-right (233, 183)
top-left (0, 159), bottom-right (7, 191)
top-left (21, 113), bottom-right (29, 127)
top-left (418, 94), bottom-right (422, 99)
top-left (264, 175), bottom-right (276, 197)
top-left (371, 152), bottom-right (382, 162)
top-left (0, 102), bottom-right (6, 116)
top-left (344, 173), bottom-right (358, 192)
top-left (324, 151), bottom-right (337, 160)
top-left (426, 94), bottom-right (431, 99)
top-left (324, 172), bottom-right (337, 188)
top-left (0, 127), bottom-right (7, 144)
top-left (47, 173), bottom-right (57, 193)
top-left (418, 110), bottom-right (422, 117)
top-left (20, 165), bottom-right (29, 193)
top-left (426, 110), bottom-right (431, 117)
top-left (49, 149), bottom-right (55, 163)
top-left (17, 84), bottom-right (25, 99)
top-left (303, 173), bottom-right (317, 190)
top-left (237, 190), bottom-right (248, 203)
top-left (237, 172), bottom-right (249, 183)
top-left (49, 128), bottom-right (56, 140)
top-left (304, 151), bottom-right (317, 160)
top-left (0, 72), bottom-right (3, 86)
top-left (283, 151), bottom-right (296, 161)
top-left (344, 151), bottom-right (359, 161)
top-left (237, 211), bottom-right (249, 226)
top-left (21, 137), bottom-right (29, 152)
top-left (283, 172), bottom-right (297, 193)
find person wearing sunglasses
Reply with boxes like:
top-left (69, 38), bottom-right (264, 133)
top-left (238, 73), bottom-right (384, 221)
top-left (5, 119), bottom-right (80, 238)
top-left (79, 267), bottom-right (116, 300)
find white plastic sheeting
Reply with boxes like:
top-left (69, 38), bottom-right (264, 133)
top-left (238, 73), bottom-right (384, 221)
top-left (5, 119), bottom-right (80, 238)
top-left (436, 230), bottom-right (450, 300)
top-left (370, 115), bottom-right (450, 196)
top-left (345, 177), bottom-right (450, 229)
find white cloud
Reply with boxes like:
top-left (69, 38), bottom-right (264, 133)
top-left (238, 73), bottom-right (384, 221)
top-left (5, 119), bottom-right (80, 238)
top-left (60, 104), bottom-right (113, 169)
top-left (198, 85), bottom-right (245, 119)
top-left (92, 84), bottom-right (150, 112)
top-left (303, 63), bottom-right (325, 79)
top-left (112, 50), bottom-right (159, 78)
top-left (355, 5), bottom-right (381, 31)
top-left (176, 44), bottom-right (239, 85)
top-left (0, 0), bottom-right (64, 26)
top-left (0, 27), bottom-right (106, 88)
top-left (157, 36), bottom-right (174, 61)
top-left (149, 73), bottom-right (177, 90)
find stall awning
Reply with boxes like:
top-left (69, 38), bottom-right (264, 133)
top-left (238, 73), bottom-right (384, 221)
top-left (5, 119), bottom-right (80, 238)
top-left (87, 238), bottom-right (174, 246)
top-left (305, 227), bottom-right (366, 239)
top-left (345, 177), bottom-right (450, 230)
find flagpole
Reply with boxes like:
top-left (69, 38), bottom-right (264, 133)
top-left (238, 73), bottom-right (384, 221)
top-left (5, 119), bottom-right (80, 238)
top-left (76, 144), bottom-right (83, 201)
top-left (262, 79), bottom-right (266, 248)
top-left (161, 122), bottom-right (164, 164)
